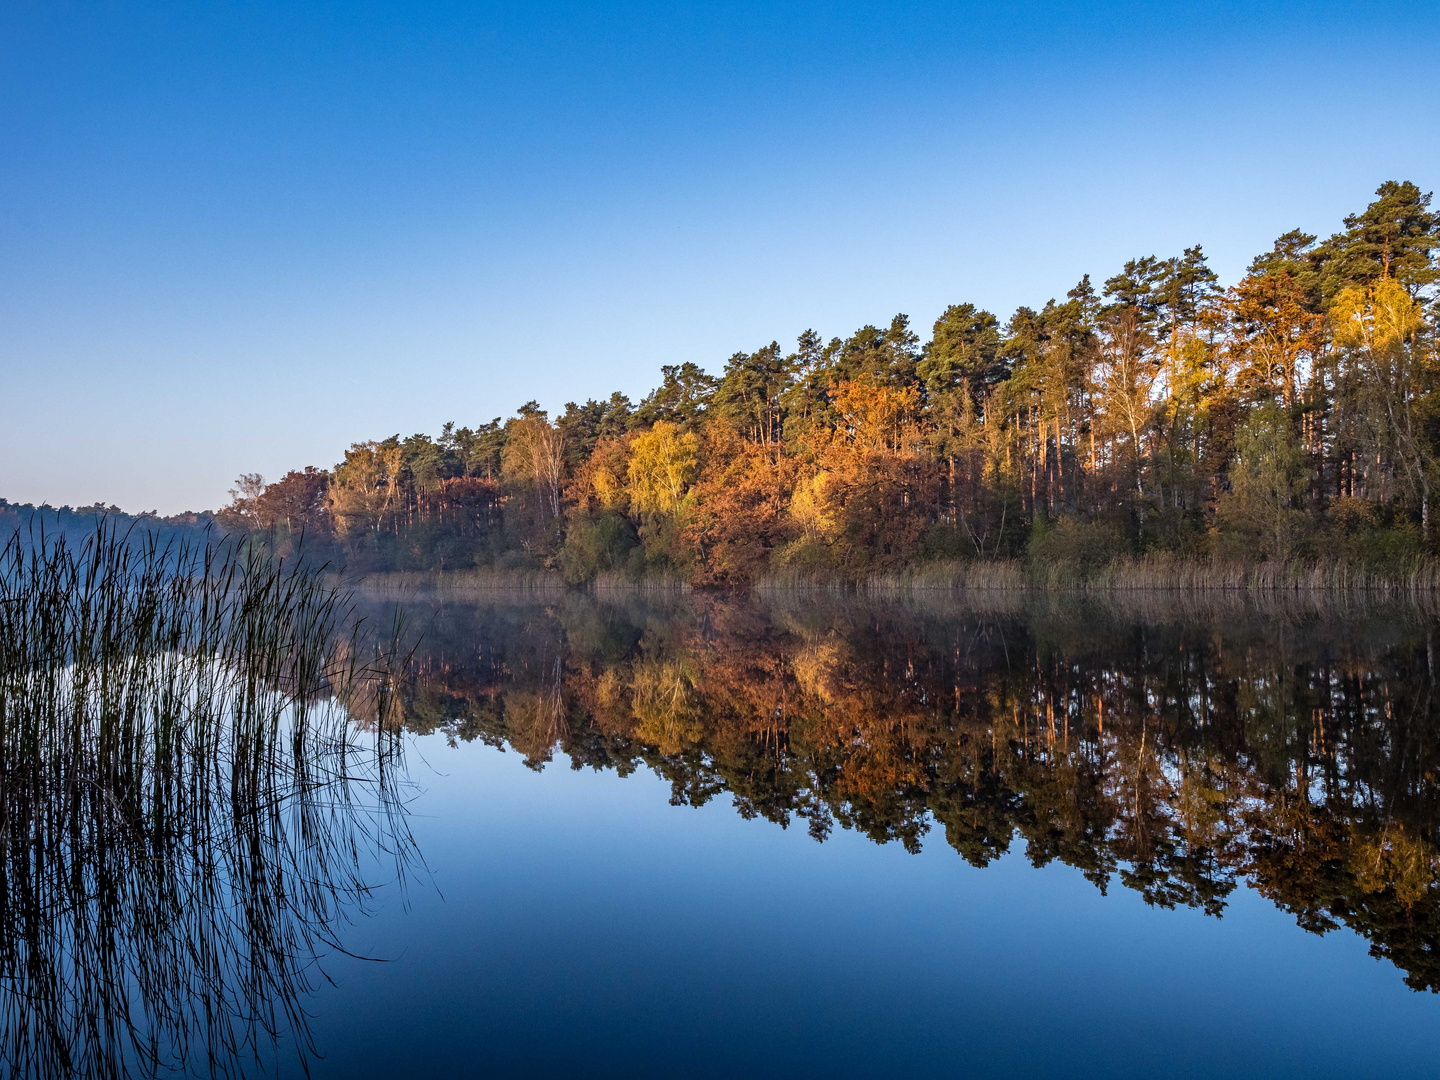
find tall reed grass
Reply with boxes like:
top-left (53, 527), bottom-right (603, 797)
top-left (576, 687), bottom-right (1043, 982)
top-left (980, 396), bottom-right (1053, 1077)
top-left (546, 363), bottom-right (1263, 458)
top-left (0, 523), bottom-right (414, 1080)
top-left (349, 565), bottom-right (571, 597)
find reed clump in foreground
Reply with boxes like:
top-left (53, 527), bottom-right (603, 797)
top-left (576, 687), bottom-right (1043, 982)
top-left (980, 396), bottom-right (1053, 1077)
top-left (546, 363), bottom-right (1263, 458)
top-left (0, 523), bottom-right (414, 1080)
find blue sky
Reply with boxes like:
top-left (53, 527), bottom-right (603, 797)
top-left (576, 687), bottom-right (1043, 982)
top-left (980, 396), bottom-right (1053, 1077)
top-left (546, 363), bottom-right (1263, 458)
top-left (3, 1), bottom-right (1438, 513)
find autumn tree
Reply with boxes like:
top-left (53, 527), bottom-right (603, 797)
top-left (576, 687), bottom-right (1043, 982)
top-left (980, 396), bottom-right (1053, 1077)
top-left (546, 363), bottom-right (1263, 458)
top-left (503, 408), bottom-right (567, 519)
top-left (787, 377), bottom-right (936, 574)
top-left (1095, 306), bottom-right (1158, 496)
top-left (627, 421), bottom-right (700, 518)
top-left (326, 441), bottom-right (391, 535)
top-left (257, 467), bottom-right (330, 534)
top-left (1230, 269), bottom-right (1324, 407)
top-left (681, 430), bottom-right (797, 584)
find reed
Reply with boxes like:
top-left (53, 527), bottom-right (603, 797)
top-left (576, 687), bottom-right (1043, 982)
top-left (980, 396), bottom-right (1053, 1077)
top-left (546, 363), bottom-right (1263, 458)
top-left (0, 522), bottom-right (413, 1080)
top-left (349, 567), bottom-right (694, 600)
top-left (853, 554), bottom-right (1440, 599)
top-left (348, 566), bottom-right (571, 599)
top-left (588, 569), bottom-right (690, 593)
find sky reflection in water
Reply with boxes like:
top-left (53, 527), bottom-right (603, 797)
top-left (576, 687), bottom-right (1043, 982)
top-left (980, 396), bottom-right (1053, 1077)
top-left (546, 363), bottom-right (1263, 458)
top-left (9, 589), bottom-right (1440, 1078)
top-left (300, 592), bottom-right (1440, 1079)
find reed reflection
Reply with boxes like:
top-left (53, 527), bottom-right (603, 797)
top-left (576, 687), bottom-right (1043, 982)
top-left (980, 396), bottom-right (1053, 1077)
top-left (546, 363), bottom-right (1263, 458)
top-left (0, 529), bottom-right (414, 1080)
top-left (390, 590), bottom-right (1440, 992)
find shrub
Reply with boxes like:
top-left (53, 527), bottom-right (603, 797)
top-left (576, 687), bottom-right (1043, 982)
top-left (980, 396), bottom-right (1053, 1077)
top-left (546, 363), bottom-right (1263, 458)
top-left (1026, 516), bottom-right (1132, 578)
top-left (558, 510), bottom-right (640, 584)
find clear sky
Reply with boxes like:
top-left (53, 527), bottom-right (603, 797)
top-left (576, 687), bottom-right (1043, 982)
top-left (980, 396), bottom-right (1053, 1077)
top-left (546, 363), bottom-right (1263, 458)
top-left (3, 1), bottom-right (1438, 514)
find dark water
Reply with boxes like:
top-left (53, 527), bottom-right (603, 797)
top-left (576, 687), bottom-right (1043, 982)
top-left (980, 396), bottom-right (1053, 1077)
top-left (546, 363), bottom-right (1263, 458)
top-left (17, 591), bottom-right (1440, 1077)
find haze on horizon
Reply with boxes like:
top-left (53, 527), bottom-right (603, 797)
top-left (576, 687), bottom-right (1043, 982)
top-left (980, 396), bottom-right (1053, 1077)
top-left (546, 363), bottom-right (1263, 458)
top-left (3, 0), bottom-right (1438, 515)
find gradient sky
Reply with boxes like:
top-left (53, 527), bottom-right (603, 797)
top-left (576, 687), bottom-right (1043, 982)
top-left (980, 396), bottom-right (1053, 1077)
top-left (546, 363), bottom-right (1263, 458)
top-left (3, 1), bottom-right (1438, 514)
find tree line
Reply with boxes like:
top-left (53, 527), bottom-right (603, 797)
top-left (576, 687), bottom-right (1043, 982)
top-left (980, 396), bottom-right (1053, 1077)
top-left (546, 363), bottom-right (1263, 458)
top-left (221, 181), bottom-right (1440, 583)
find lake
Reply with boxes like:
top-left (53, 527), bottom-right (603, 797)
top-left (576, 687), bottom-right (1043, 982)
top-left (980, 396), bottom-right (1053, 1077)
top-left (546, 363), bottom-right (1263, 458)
top-left (12, 588), bottom-right (1440, 1077)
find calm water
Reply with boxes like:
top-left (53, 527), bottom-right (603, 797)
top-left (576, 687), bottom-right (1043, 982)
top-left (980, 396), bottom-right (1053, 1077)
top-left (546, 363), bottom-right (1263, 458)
top-left (16, 591), bottom-right (1440, 1077)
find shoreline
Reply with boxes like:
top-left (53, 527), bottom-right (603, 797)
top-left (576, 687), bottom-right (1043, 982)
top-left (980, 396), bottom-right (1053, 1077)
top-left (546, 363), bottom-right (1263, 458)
top-left (340, 554), bottom-right (1440, 602)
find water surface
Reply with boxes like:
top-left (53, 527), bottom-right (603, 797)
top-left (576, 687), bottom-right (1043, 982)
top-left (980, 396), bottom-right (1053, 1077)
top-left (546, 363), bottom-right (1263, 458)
top-left (299, 591), bottom-right (1440, 1078)
top-left (13, 588), bottom-right (1440, 1078)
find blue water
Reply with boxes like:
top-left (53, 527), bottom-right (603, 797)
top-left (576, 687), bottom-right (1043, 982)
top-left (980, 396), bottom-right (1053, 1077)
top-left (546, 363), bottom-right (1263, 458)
top-left (300, 737), bottom-right (1440, 1080)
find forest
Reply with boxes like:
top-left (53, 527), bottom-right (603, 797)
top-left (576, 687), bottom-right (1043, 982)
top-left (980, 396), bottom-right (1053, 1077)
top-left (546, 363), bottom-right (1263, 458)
top-left (217, 181), bottom-right (1440, 585)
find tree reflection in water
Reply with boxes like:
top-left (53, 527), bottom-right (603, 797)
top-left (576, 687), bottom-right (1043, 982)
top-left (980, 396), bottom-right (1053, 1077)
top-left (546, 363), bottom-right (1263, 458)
top-left (388, 589), bottom-right (1440, 991)
top-left (0, 530), bottom-right (415, 1079)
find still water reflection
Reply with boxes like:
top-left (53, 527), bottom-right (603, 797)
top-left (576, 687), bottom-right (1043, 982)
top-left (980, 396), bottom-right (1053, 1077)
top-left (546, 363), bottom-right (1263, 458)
top-left (387, 591), bottom-right (1440, 994)
top-left (11, 587), bottom-right (1440, 1077)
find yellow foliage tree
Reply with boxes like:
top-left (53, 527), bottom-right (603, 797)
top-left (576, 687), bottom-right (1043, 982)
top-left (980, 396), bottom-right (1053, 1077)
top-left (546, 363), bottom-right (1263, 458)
top-left (828, 376), bottom-right (922, 453)
top-left (627, 421), bottom-right (700, 517)
top-left (789, 469), bottom-right (842, 543)
top-left (583, 436), bottom-right (631, 512)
